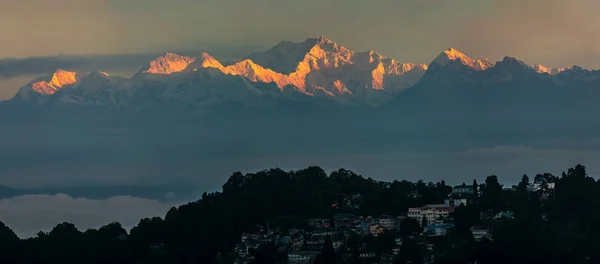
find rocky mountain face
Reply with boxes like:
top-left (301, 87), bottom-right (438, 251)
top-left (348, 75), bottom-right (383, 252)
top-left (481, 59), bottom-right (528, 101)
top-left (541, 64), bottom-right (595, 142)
top-left (2, 36), bottom-right (600, 131)
top-left (4, 37), bottom-right (432, 111)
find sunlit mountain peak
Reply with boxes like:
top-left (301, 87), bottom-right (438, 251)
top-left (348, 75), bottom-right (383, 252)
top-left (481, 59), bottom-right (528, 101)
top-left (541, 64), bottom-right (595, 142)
top-left (30, 68), bottom-right (78, 95)
top-left (531, 64), bottom-right (566, 75)
top-left (432, 48), bottom-right (494, 71)
top-left (142, 52), bottom-right (196, 74)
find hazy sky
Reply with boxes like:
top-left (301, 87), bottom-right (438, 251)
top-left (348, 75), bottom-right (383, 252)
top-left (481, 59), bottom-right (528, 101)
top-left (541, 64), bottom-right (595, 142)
top-left (1, 0), bottom-right (599, 69)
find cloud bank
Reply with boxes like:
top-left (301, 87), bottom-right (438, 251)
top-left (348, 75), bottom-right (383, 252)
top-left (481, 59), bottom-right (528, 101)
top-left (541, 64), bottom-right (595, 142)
top-left (0, 194), bottom-right (174, 238)
top-left (1, 141), bottom-right (598, 190)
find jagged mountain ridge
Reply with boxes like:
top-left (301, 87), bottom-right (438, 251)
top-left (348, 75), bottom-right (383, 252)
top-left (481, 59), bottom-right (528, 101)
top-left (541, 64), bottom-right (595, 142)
top-left (3, 38), bottom-right (600, 174)
top-left (13, 69), bottom-right (81, 101)
top-left (431, 48), bottom-right (495, 71)
top-left (389, 52), bottom-right (600, 132)
top-left (5, 36), bottom-right (432, 109)
top-left (3, 36), bottom-right (600, 115)
top-left (138, 36), bottom-right (430, 102)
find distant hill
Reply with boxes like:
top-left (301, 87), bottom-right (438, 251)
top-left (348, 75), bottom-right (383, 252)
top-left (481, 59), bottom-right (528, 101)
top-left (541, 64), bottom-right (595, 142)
top-left (0, 185), bottom-right (24, 200)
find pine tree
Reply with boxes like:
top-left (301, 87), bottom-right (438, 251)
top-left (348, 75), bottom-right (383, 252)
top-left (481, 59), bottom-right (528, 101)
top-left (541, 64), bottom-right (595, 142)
top-left (472, 180), bottom-right (479, 199)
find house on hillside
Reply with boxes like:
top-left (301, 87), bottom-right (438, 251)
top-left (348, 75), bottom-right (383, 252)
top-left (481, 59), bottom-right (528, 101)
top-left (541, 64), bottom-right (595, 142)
top-left (529, 175), bottom-right (556, 200)
top-left (445, 184), bottom-right (476, 206)
top-left (423, 223), bottom-right (453, 237)
top-left (378, 215), bottom-right (398, 230)
top-left (408, 204), bottom-right (456, 226)
top-left (529, 175), bottom-right (556, 192)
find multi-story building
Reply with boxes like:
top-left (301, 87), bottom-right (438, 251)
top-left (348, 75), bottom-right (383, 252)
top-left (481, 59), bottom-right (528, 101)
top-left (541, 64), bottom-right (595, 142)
top-left (452, 185), bottom-right (475, 195)
top-left (408, 204), bottom-right (456, 226)
top-left (445, 185), bottom-right (475, 206)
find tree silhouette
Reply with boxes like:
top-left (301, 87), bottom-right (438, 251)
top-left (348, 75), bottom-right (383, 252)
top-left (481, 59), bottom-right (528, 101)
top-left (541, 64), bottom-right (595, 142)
top-left (249, 243), bottom-right (286, 264)
top-left (0, 221), bottom-right (19, 263)
top-left (315, 235), bottom-right (342, 264)
top-left (480, 175), bottom-right (505, 212)
top-left (399, 218), bottom-right (422, 236)
top-left (394, 238), bottom-right (424, 264)
top-left (0, 165), bottom-right (597, 263)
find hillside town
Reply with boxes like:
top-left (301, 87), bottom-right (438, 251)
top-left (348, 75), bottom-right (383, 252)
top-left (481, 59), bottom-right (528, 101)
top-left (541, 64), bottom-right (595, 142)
top-left (232, 176), bottom-right (554, 264)
top-left (1, 165), bottom-right (589, 264)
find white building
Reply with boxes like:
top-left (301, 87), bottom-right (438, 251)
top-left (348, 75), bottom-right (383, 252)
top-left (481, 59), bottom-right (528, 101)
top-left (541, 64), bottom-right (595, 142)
top-left (444, 185), bottom-right (475, 206)
top-left (408, 204), bottom-right (456, 226)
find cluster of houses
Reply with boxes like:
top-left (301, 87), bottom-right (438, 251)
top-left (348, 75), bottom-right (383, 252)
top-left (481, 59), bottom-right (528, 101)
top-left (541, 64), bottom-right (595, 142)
top-left (232, 179), bottom-right (551, 263)
top-left (233, 214), bottom-right (410, 264)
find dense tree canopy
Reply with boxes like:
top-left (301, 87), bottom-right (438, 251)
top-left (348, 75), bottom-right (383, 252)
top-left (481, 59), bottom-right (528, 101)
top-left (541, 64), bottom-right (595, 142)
top-left (0, 164), bottom-right (598, 263)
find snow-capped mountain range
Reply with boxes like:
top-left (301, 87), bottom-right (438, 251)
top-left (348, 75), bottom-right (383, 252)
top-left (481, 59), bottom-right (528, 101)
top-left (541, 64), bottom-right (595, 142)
top-left (3, 37), bottom-right (600, 187)
top-left (3, 36), bottom-right (600, 114)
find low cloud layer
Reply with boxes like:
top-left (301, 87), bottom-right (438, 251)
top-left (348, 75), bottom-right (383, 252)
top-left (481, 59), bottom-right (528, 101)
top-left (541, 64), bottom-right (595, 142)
top-left (0, 54), bottom-right (150, 79)
top-left (0, 145), bottom-right (594, 238)
top-left (1, 142), bottom-right (597, 190)
top-left (0, 194), bottom-right (174, 238)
